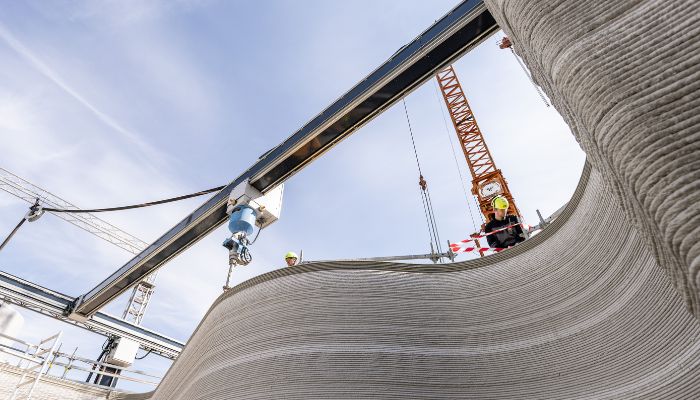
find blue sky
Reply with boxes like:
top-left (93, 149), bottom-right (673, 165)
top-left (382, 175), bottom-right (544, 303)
top-left (0, 0), bottom-right (585, 391)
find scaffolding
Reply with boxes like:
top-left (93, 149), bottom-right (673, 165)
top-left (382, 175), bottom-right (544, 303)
top-left (0, 331), bottom-right (160, 399)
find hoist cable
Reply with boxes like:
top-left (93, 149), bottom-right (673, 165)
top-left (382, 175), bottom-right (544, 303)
top-left (418, 189), bottom-right (437, 249)
top-left (0, 216), bottom-right (26, 253)
top-left (402, 99), bottom-right (424, 176)
top-left (402, 98), bottom-right (442, 253)
top-left (423, 187), bottom-right (443, 253)
top-left (432, 80), bottom-right (479, 233)
top-left (43, 186), bottom-right (225, 214)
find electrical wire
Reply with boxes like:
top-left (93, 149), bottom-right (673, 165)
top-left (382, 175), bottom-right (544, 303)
top-left (0, 216), bottom-right (26, 253)
top-left (248, 225), bottom-right (263, 245)
top-left (43, 186), bottom-right (225, 214)
top-left (0, 198), bottom-right (44, 252)
top-left (135, 349), bottom-right (153, 360)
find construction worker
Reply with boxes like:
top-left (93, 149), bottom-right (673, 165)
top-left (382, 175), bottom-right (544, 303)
top-left (284, 251), bottom-right (299, 267)
top-left (484, 195), bottom-right (525, 250)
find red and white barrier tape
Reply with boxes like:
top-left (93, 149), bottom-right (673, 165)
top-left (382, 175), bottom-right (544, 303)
top-left (449, 222), bottom-right (531, 254)
top-left (449, 245), bottom-right (506, 254)
top-left (459, 222), bottom-right (531, 242)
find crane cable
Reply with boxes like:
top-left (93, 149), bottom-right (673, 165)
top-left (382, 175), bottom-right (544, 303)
top-left (432, 79), bottom-right (480, 233)
top-left (402, 99), bottom-right (442, 254)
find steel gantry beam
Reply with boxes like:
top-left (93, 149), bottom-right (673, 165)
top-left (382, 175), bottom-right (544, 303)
top-left (69, 0), bottom-right (498, 319)
top-left (0, 271), bottom-right (183, 359)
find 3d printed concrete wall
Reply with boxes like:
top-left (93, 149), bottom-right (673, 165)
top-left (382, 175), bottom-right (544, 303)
top-left (143, 165), bottom-right (699, 400)
top-left (123, 0), bottom-right (700, 398)
top-left (485, 0), bottom-right (700, 319)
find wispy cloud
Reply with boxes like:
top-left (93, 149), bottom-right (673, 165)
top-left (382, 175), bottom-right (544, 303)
top-left (0, 1), bottom-right (586, 392)
top-left (0, 22), bottom-right (163, 164)
top-left (56, 0), bottom-right (206, 27)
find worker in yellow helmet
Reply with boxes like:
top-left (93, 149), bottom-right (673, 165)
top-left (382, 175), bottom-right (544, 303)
top-left (284, 251), bottom-right (299, 267)
top-left (484, 195), bottom-right (525, 249)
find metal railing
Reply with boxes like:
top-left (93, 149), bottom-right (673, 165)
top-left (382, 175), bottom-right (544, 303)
top-left (0, 331), bottom-right (161, 395)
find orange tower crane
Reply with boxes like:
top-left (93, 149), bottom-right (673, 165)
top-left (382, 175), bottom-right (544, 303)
top-left (436, 65), bottom-right (522, 225)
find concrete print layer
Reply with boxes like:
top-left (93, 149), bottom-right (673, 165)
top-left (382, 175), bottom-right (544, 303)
top-left (139, 166), bottom-right (700, 399)
top-left (484, 0), bottom-right (700, 318)
top-left (119, 1), bottom-right (700, 398)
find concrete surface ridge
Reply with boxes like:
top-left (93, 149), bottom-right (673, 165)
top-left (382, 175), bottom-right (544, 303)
top-left (485, 0), bottom-right (700, 319)
top-left (139, 165), bottom-right (700, 399)
top-left (117, 1), bottom-right (700, 398)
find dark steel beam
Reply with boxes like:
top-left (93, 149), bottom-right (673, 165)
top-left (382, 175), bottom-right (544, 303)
top-left (0, 271), bottom-right (183, 359)
top-left (71, 0), bottom-right (498, 318)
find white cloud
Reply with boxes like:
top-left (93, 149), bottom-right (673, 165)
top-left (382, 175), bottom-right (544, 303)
top-left (28, 0), bottom-right (209, 27)
top-left (0, 23), bottom-right (162, 164)
top-left (0, 1), bottom-right (586, 391)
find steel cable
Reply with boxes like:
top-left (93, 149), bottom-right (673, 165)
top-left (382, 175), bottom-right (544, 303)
top-left (0, 216), bottom-right (26, 253)
top-left (402, 99), bottom-right (442, 254)
top-left (43, 186), bottom-right (225, 214)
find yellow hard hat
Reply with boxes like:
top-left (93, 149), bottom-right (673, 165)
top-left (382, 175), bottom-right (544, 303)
top-left (284, 251), bottom-right (298, 259)
top-left (491, 195), bottom-right (509, 210)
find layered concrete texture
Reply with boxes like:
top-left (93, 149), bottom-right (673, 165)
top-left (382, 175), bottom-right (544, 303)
top-left (137, 164), bottom-right (700, 400)
top-left (124, 0), bottom-right (700, 398)
top-left (485, 0), bottom-right (700, 319)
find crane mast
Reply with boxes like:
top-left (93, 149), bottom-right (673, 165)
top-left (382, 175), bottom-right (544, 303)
top-left (435, 65), bottom-right (522, 225)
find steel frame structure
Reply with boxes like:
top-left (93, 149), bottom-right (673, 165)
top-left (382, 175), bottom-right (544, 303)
top-left (0, 167), bottom-right (159, 326)
top-left (0, 167), bottom-right (164, 362)
top-left (0, 1), bottom-right (499, 359)
top-left (435, 65), bottom-right (521, 220)
top-left (69, 0), bottom-right (498, 319)
top-left (0, 168), bottom-right (149, 254)
top-left (0, 271), bottom-right (183, 359)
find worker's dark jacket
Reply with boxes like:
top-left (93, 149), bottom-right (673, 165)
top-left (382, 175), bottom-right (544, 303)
top-left (484, 214), bottom-right (525, 249)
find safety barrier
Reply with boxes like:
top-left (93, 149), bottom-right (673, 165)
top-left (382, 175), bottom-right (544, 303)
top-left (449, 222), bottom-right (533, 253)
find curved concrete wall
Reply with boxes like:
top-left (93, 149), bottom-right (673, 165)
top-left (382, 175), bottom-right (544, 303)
top-left (128, 1), bottom-right (700, 398)
top-left (145, 165), bottom-right (700, 399)
top-left (484, 0), bottom-right (700, 319)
